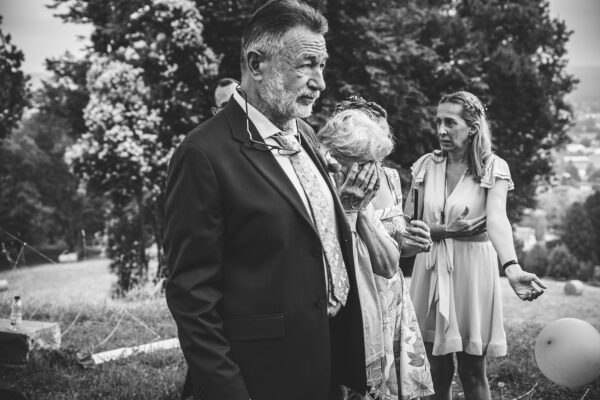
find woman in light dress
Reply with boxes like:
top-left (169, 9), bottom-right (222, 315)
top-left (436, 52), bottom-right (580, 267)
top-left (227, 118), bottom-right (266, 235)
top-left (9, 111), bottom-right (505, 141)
top-left (318, 97), bottom-right (434, 400)
top-left (405, 91), bottom-right (547, 400)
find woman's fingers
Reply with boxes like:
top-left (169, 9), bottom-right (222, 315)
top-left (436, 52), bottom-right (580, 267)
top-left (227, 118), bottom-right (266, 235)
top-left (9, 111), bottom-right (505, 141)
top-left (360, 163), bottom-right (376, 189)
top-left (406, 223), bottom-right (431, 240)
top-left (409, 219), bottom-right (430, 232)
top-left (352, 163), bottom-right (371, 188)
top-left (404, 236), bottom-right (429, 249)
top-left (472, 215), bottom-right (487, 224)
top-left (405, 229), bottom-right (429, 241)
top-left (365, 164), bottom-right (379, 191)
top-left (345, 163), bottom-right (359, 186)
top-left (531, 274), bottom-right (547, 289)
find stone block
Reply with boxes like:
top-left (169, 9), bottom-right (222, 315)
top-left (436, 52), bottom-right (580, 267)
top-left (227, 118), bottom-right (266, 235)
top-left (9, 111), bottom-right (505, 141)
top-left (0, 319), bottom-right (61, 365)
top-left (564, 280), bottom-right (584, 296)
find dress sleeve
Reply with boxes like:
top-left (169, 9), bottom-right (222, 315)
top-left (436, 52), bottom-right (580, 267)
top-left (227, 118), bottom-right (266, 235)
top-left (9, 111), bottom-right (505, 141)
top-left (480, 154), bottom-right (515, 190)
top-left (410, 153), bottom-right (433, 188)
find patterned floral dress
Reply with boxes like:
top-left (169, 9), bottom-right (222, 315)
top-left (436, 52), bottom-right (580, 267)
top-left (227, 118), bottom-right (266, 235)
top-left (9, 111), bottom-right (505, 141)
top-left (350, 167), bottom-right (434, 400)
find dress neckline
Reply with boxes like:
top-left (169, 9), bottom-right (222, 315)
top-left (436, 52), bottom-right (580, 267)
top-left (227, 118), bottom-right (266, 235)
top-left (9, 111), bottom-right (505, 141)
top-left (441, 160), bottom-right (468, 223)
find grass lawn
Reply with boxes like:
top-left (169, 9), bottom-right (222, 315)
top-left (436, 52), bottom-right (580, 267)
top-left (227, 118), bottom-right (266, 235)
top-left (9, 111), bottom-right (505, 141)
top-left (0, 260), bottom-right (599, 399)
top-left (485, 278), bottom-right (600, 400)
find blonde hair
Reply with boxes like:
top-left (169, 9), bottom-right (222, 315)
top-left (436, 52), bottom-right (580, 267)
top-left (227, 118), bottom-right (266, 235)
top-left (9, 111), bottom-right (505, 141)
top-left (439, 91), bottom-right (492, 181)
top-left (317, 109), bottom-right (394, 165)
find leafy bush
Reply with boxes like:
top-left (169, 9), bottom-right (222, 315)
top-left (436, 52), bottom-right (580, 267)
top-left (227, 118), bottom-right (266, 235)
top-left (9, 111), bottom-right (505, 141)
top-left (523, 243), bottom-right (548, 277)
top-left (561, 202), bottom-right (598, 264)
top-left (584, 191), bottom-right (600, 263)
top-left (577, 260), bottom-right (595, 282)
top-left (546, 244), bottom-right (580, 280)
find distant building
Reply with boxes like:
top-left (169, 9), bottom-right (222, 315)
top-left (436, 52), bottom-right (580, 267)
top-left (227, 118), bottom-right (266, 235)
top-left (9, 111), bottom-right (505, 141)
top-left (566, 143), bottom-right (588, 154)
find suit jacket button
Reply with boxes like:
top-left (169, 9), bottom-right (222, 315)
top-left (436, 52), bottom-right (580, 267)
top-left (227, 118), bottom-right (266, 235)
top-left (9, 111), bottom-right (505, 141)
top-left (316, 300), bottom-right (326, 309)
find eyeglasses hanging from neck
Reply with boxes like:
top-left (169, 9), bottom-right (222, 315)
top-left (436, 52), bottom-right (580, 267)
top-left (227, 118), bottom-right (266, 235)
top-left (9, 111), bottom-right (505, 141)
top-left (236, 85), bottom-right (302, 156)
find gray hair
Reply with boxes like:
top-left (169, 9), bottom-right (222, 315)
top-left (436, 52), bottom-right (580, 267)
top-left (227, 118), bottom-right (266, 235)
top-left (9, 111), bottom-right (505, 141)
top-left (240, 0), bottom-right (328, 69)
top-left (317, 109), bottom-right (394, 165)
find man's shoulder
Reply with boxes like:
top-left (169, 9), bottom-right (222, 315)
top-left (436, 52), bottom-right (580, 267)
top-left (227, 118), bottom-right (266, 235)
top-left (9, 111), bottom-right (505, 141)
top-left (182, 113), bottom-right (233, 148)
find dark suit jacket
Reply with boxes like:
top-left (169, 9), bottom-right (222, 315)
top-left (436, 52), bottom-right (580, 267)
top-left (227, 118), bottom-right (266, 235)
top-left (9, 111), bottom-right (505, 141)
top-left (163, 100), bottom-right (366, 400)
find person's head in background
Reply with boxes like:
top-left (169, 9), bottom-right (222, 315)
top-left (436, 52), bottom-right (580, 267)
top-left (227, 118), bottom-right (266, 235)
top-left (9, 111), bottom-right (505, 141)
top-left (239, 0), bottom-right (328, 128)
top-left (210, 77), bottom-right (239, 115)
top-left (318, 96), bottom-right (394, 170)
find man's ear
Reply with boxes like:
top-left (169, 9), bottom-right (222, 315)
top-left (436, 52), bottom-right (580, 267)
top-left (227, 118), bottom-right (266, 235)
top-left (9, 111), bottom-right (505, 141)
top-left (245, 51), bottom-right (265, 81)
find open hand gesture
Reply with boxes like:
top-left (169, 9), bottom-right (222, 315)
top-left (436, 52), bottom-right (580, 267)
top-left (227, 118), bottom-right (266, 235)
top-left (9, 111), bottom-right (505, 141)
top-left (505, 264), bottom-right (547, 301)
top-left (446, 206), bottom-right (487, 238)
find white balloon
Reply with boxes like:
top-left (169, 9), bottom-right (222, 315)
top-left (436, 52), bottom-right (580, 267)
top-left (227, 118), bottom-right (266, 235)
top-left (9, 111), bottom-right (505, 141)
top-left (535, 318), bottom-right (600, 388)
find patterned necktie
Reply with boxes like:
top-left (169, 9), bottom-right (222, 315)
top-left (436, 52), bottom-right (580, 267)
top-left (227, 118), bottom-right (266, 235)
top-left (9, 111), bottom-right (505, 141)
top-left (273, 133), bottom-right (349, 306)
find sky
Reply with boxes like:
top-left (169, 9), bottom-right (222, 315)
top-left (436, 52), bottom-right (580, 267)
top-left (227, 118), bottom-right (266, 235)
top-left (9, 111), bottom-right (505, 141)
top-left (0, 0), bottom-right (599, 77)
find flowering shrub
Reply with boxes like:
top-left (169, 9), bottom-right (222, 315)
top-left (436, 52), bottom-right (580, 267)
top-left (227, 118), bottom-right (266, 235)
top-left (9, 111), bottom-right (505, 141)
top-left (65, 0), bottom-right (219, 294)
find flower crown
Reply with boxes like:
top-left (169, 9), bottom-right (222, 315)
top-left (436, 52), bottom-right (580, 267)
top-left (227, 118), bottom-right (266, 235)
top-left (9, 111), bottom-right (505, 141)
top-left (333, 94), bottom-right (388, 119)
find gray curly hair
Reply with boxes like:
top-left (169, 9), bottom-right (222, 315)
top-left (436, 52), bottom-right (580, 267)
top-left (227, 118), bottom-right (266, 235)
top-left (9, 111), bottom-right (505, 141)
top-left (317, 108), bottom-right (394, 166)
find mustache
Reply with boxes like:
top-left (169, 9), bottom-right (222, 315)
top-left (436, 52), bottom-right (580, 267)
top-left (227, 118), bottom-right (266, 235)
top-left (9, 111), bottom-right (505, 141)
top-left (298, 91), bottom-right (320, 100)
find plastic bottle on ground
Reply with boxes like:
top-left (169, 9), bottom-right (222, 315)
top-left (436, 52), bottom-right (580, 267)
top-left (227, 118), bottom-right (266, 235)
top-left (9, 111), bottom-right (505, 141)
top-left (10, 295), bottom-right (22, 331)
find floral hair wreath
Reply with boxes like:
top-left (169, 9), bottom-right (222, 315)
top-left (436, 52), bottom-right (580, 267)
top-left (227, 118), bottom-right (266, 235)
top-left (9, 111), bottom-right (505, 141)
top-left (333, 94), bottom-right (388, 120)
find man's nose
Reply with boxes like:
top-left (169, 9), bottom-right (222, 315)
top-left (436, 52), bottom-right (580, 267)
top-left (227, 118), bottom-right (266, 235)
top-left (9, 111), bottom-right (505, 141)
top-left (308, 68), bottom-right (326, 91)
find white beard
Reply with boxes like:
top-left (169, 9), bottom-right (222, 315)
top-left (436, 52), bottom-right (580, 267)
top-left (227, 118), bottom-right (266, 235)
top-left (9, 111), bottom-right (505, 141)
top-left (262, 68), bottom-right (316, 120)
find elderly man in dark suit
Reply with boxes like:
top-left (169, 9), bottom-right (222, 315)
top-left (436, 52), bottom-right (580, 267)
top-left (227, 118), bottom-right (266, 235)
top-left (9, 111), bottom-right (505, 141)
top-left (164, 1), bottom-right (385, 399)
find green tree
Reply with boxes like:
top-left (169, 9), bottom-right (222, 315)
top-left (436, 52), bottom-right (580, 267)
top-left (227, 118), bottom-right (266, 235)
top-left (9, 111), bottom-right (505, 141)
top-left (0, 16), bottom-right (32, 263)
top-left (546, 244), bottom-right (579, 280)
top-left (62, 0), bottom-right (219, 293)
top-left (0, 54), bottom-right (105, 257)
top-left (0, 130), bottom-right (49, 245)
top-left (0, 16), bottom-right (29, 139)
top-left (583, 191), bottom-right (600, 262)
top-left (37, 54), bottom-right (90, 140)
top-left (32, 54), bottom-right (106, 252)
top-left (523, 243), bottom-right (548, 277)
top-left (561, 202), bottom-right (597, 264)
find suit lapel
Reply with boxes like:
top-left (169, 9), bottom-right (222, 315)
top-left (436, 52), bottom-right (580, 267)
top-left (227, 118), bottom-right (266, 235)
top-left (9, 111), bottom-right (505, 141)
top-left (223, 101), bottom-right (316, 231)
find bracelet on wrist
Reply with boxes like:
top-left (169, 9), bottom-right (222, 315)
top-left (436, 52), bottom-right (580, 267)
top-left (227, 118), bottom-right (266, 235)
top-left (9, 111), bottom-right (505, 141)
top-left (502, 259), bottom-right (518, 272)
